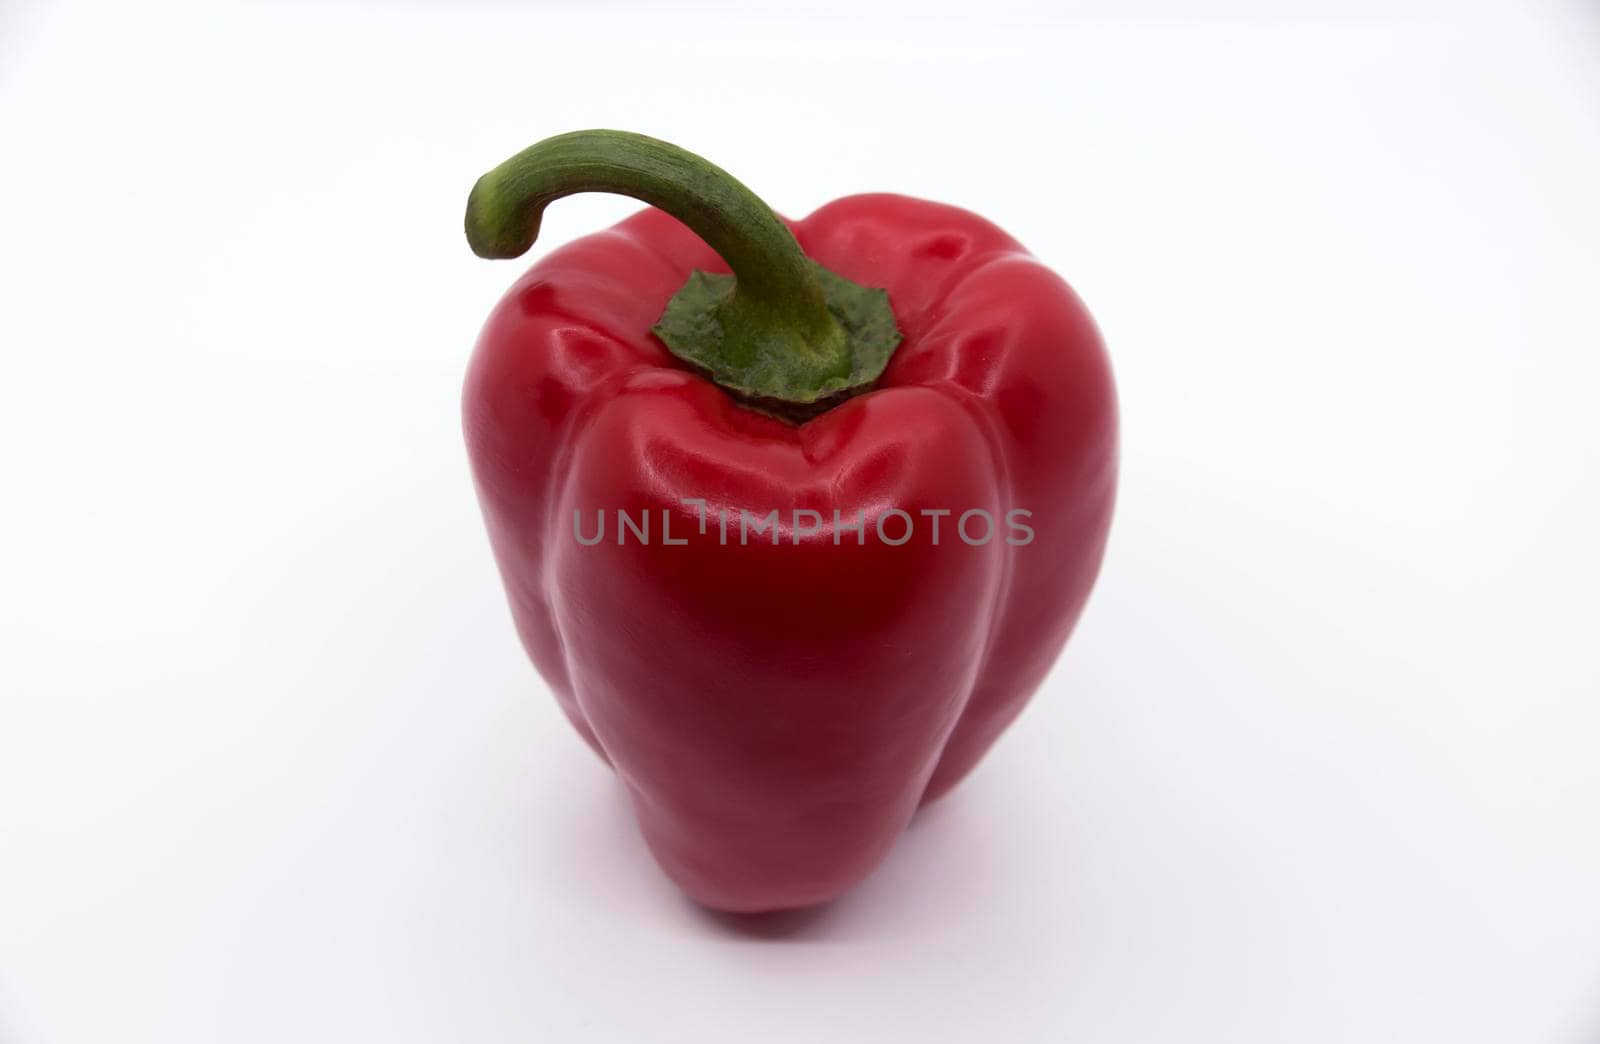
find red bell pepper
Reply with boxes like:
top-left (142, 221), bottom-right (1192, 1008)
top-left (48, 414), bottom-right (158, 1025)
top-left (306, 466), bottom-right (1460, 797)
top-left (463, 131), bottom-right (1117, 912)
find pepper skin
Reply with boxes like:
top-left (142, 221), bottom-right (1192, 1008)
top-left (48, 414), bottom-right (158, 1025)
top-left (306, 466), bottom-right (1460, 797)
top-left (464, 136), bottom-right (1116, 912)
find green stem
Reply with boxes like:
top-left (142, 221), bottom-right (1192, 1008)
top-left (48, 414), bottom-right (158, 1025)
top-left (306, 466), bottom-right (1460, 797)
top-left (466, 130), bottom-right (846, 371)
top-left (466, 130), bottom-right (901, 414)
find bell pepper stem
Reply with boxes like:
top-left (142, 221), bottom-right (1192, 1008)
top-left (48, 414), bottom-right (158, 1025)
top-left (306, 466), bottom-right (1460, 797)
top-left (467, 130), bottom-right (902, 414)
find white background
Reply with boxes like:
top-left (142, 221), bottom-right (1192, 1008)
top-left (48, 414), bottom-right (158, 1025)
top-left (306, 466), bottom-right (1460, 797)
top-left (3, 0), bottom-right (1598, 1040)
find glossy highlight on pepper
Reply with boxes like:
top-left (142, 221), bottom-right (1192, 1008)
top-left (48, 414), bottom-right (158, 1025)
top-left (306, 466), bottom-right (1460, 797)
top-left (463, 130), bottom-right (1117, 912)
